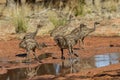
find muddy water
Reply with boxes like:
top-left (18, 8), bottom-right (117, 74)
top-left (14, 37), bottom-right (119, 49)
top-left (0, 53), bottom-right (120, 80)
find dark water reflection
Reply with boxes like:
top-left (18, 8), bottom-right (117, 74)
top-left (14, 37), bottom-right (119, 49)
top-left (0, 53), bottom-right (120, 80)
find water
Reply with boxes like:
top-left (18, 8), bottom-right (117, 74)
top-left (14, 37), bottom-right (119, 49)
top-left (0, 63), bottom-right (60, 80)
top-left (0, 53), bottom-right (120, 80)
top-left (95, 53), bottom-right (120, 67)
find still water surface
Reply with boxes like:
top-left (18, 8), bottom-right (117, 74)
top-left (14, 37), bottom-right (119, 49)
top-left (0, 53), bottom-right (120, 80)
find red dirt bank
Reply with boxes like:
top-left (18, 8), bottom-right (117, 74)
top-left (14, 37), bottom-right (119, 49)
top-left (0, 35), bottom-right (120, 80)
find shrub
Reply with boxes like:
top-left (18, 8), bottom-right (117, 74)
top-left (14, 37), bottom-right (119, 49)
top-left (11, 6), bottom-right (29, 33)
top-left (48, 13), bottom-right (67, 27)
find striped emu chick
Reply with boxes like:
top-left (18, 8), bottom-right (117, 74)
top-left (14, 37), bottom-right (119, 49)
top-left (19, 24), bottom-right (45, 63)
top-left (79, 22), bottom-right (100, 48)
top-left (23, 24), bottom-right (43, 40)
top-left (19, 38), bottom-right (40, 62)
top-left (69, 22), bottom-right (99, 49)
top-left (54, 24), bottom-right (86, 59)
top-left (19, 38), bottom-right (47, 63)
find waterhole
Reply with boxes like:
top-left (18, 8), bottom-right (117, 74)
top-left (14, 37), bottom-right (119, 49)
top-left (0, 53), bottom-right (120, 80)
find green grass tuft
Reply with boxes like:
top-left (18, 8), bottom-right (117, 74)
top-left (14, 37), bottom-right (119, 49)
top-left (49, 14), bottom-right (67, 27)
top-left (11, 7), bottom-right (29, 33)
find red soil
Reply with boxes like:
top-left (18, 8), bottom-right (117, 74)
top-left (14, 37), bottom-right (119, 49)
top-left (0, 35), bottom-right (120, 80)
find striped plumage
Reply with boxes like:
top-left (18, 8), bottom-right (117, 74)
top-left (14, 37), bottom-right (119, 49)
top-left (19, 38), bottom-right (41, 62)
top-left (54, 24), bottom-right (86, 59)
top-left (19, 24), bottom-right (45, 63)
top-left (23, 24), bottom-right (43, 40)
top-left (79, 22), bottom-right (100, 48)
top-left (19, 39), bottom-right (39, 51)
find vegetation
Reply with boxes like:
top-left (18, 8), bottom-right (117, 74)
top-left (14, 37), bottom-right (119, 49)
top-left (49, 15), bottom-right (67, 27)
top-left (0, 0), bottom-right (120, 35)
top-left (11, 6), bottom-right (30, 33)
top-left (74, 0), bottom-right (85, 16)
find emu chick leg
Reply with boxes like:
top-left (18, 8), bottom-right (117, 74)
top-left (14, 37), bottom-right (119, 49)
top-left (79, 39), bottom-right (84, 49)
top-left (26, 50), bottom-right (31, 62)
top-left (61, 48), bottom-right (65, 59)
top-left (33, 49), bottom-right (42, 63)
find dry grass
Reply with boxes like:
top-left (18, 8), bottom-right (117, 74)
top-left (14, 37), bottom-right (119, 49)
top-left (0, 0), bottom-right (120, 36)
top-left (0, 0), bottom-right (6, 4)
top-left (101, 0), bottom-right (118, 12)
top-left (48, 11), bottom-right (67, 27)
top-left (9, 5), bottom-right (32, 33)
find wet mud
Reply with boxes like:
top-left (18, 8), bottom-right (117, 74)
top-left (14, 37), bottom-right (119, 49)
top-left (0, 36), bottom-right (120, 80)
